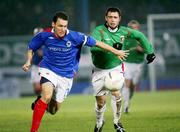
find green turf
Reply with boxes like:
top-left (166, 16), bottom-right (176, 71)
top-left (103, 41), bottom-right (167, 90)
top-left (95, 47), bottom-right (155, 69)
top-left (0, 90), bottom-right (180, 132)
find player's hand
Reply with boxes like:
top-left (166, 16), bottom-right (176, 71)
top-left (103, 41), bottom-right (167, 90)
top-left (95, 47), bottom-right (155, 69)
top-left (22, 61), bottom-right (31, 72)
top-left (146, 53), bottom-right (156, 64)
top-left (117, 50), bottom-right (129, 61)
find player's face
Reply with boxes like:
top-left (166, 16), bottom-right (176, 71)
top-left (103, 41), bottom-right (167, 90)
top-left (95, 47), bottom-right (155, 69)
top-left (105, 12), bottom-right (121, 29)
top-left (131, 24), bottom-right (140, 30)
top-left (52, 18), bottom-right (68, 37)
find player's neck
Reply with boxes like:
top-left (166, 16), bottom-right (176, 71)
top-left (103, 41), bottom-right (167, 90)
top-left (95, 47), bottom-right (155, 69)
top-left (104, 22), bottom-right (119, 33)
top-left (54, 30), bottom-right (67, 39)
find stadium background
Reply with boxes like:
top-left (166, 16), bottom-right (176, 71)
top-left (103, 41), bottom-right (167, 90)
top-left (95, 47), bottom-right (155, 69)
top-left (0, 0), bottom-right (180, 97)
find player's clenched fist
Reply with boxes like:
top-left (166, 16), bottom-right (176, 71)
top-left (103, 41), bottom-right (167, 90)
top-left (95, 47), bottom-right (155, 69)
top-left (146, 53), bottom-right (156, 64)
top-left (22, 61), bottom-right (31, 72)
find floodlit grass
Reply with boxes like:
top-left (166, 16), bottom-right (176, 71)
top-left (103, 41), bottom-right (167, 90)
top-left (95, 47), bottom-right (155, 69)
top-left (0, 90), bottom-right (180, 132)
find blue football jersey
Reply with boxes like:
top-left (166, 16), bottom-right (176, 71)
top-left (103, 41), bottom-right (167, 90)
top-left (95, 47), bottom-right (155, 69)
top-left (28, 29), bottom-right (96, 78)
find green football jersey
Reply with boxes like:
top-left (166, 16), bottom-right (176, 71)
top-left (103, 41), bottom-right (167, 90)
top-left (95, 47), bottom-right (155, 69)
top-left (124, 38), bottom-right (145, 63)
top-left (91, 25), bottom-right (154, 69)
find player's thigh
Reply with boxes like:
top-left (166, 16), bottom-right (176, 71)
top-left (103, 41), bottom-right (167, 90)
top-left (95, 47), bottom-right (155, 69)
top-left (132, 64), bottom-right (143, 85)
top-left (125, 78), bottom-right (132, 87)
top-left (52, 77), bottom-right (73, 103)
top-left (124, 63), bottom-right (135, 80)
top-left (41, 82), bottom-right (54, 102)
top-left (92, 71), bottom-right (108, 96)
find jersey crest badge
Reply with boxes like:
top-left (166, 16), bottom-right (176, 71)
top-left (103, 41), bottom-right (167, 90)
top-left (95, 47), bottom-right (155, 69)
top-left (120, 36), bottom-right (125, 43)
top-left (66, 41), bottom-right (71, 47)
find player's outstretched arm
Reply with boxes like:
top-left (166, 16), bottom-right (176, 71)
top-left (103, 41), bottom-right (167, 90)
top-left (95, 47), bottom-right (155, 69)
top-left (95, 40), bottom-right (129, 61)
top-left (22, 49), bottom-right (33, 72)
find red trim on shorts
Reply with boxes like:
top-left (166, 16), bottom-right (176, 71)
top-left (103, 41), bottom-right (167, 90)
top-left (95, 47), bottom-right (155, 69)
top-left (121, 63), bottom-right (124, 72)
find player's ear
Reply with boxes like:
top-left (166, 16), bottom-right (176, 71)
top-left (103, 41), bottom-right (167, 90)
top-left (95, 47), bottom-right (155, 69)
top-left (119, 16), bottom-right (121, 22)
top-left (52, 22), bottom-right (55, 28)
top-left (105, 16), bottom-right (108, 21)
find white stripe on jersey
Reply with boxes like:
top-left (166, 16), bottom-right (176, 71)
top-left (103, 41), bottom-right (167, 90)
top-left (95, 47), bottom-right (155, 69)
top-left (83, 35), bottom-right (87, 45)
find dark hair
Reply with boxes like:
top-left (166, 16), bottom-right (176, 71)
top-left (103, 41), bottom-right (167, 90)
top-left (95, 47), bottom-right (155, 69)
top-left (105, 7), bottom-right (121, 17)
top-left (127, 20), bottom-right (140, 27)
top-left (53, 11), bottom-right (69, 23)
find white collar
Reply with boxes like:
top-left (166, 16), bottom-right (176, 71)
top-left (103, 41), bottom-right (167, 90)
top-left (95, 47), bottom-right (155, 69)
top-left (107, 27), bottom-right (118, 33)
top-left (66, 29), bottom-right (69, 35)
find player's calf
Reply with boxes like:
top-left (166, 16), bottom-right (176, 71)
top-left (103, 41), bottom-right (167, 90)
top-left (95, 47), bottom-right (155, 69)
top-left (48, 99), bottom-right (59, 115)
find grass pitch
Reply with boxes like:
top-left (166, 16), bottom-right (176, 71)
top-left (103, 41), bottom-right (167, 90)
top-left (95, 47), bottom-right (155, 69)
top-left (0, 90), bottom-right (180, 132)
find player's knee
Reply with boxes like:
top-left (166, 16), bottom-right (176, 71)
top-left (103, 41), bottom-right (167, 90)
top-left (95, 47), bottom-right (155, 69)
top-left (112, 95), bottom-right (122, 103)
top-left (116, 96), bottom-right (122, 103)
top-left (97, 100), bottom-right (106, 109)
top-left (43, 96), bottom-right (52, 103)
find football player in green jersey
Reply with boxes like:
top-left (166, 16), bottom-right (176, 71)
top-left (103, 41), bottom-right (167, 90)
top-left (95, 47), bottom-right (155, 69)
top-left (122, 20), bottom-right (156, 113)
top-left (122, 20), bottom-right (145, 113)
top-left (91, 7), bottom-right (155, 132)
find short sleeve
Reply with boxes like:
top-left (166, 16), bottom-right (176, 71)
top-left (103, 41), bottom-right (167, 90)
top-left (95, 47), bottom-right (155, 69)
top-left (28, 32), bottom-right (45, 52)
top-left (75, 32), bottom-right (96, 47)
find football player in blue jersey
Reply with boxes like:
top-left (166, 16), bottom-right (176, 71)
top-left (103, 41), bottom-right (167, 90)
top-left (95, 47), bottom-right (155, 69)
top-left (22, 11), bottom-right (129, 132)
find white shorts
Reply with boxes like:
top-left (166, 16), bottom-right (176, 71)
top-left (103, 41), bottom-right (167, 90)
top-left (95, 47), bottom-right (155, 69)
top-left (30, 65), bottom-right (41, 83)
top-left (92, 65), bottom-right (124, 96)
top-left (124, 62), bottom-right (143, 85)
top-left (39, 68), bottom-right (73, 103)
